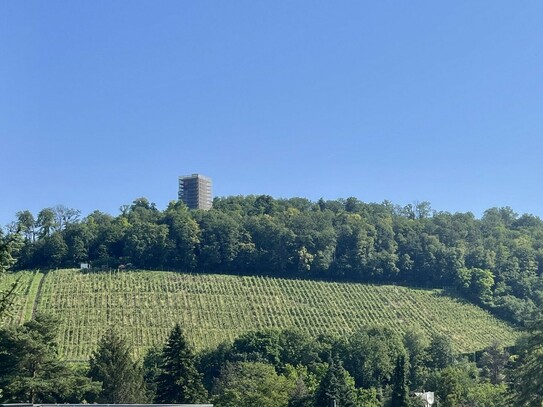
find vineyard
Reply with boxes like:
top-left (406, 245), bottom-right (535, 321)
top-left (0, 271), bottom-right (42, 325)
top-left (1, 269), bottom-right (518, 361)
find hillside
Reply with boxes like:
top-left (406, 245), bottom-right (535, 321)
top-left (10, 198), bottom-right (543, 329)
top-left (2, 269), bottom-right (518, 361)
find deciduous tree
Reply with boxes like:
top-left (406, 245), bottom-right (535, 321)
top-left (212, 361), bottom-right (293, 407)
top-left (346, 326), bottom-right (406, 388)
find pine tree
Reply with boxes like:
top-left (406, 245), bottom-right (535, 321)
top-left (288, 375), bottom-right (313, 407)
top-left (154, 323), bottom-right (207, 403)
top-left (88, 327), bottom-right (147, 403)
top-left (0, 314), bottom-right (99, 403)
top-left (390, 354), bottom-right (409, 407)
top-left (314, 357), bottom-right (358, 407)
top-left (0, 230), bottom-right (22, 319)
top-left (512, 319), bottom-right (543, 406)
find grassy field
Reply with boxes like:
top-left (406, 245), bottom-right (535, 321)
top-left (1, 268), bottom-right (518, 361)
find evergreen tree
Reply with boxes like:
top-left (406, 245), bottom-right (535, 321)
top-left (143, 345), bottom-right (163, 399)
top-left (511, 319), bottom-right (543, 406)
top-left (479, 342), bottom-right (509, 385)
top-left (285, 364), bottom-right (317, 407)
top-left (88, 327), bottom-right (146, 403)
top-left (154, 323), bottom-right (207, 403)
top-left (0, 230), bottom-right (22, 319)
top-left (314, 357), bottom-right (358, 407)
top-left (288, 376), bottom-right (314, 407)
top-left (0, 314), bottom-right (98, 403)
top-left (403, 327), bottom-right (430, 390)
top-left (428, 333), bottom-right (456, 369)
top-left (390, 355), bottom-right (409, 407)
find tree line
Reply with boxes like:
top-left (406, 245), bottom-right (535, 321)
top-left (4, 196), bottom-right (543, 326)
top-left (2, 313), bottom-right (541, 406)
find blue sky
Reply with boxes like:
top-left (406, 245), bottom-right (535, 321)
top-left (1, 1), bottom-right (542, 226)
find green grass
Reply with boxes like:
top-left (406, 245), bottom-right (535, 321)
top-left (2, 269), bottom-right (518, 361)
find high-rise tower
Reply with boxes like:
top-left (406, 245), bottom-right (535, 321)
top-left (178, 174), bottom-right (213, 210)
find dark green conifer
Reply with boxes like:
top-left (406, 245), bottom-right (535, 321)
top-left (390, 354), bottom-right (409, 407)
top-left (0, 314), bottom-right (98, 403)
top-left (314, 357), bottom-right (358, 407)
top-left (88, 327), bottom-right (146, 403)
top-left (154, 323), bottom-right (207, 403)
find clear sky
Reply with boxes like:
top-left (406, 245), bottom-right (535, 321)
top-left (1, 1), bottom-right (542, 226)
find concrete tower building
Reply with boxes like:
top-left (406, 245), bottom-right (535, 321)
top-left (178, 174), bottom-right (213, 210)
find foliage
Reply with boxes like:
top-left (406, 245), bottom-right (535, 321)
top-left (142, 345), bottom-right (163, 398)
top-left (427, 333), bottom-right (456, 370)
top-left (478, 342), bottom-right (509, 385)
top-left (211, 361), bottom-right (294, 407)
top-left (434, 361), bottom-right (479, 407)
top-left (389, 355), bottom-right (409, 407)
top-left (0, 230), bottom-right (21, 274)
top-left (8, 196), bottom-right (543, 328)
top-left (345, 326), bottom-right (406, 388)
top-left (510, 319), bottom-right (543, 406)
top-left (313, 357), bottom-right (359, 407)
top-left (0, 314), bottom-right (98, 403)
top-left (467, 382), bottom-right (508, 407)
top-left (0, 230), bottom-right (22, 319)
top-left (357, 387), bottom-right (381, 407)
top-left (154, 323), bottom-right (208, 404)
top-left (279, 329), bottom-right (322, 371)
top-left (284, 364), bottom-right (319, 407)
top-left (433, 362), bottom-right (507, 406)
top-left (0, 314), bottom-right (527, 407)
top-left (88, 327), bottom-right (147, 403)
top-left (199, 342), bottom-right (234, 390)
top-left (402, 327), bottom-right (430, 390)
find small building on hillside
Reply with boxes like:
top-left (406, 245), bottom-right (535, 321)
top-left (414, 391), bottom-right (435, 407)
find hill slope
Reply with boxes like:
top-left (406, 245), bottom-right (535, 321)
top-left (2, 269), bottom-right (518, 361)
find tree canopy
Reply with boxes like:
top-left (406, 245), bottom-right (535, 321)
top-left (0, 314), bottom-right (98, 403)
top-left (6, 196), bottom-right (543, 326)
top-left (154, 323), bottom-right (207, 404)
top-left (88, 327), bottom-right (147, 403)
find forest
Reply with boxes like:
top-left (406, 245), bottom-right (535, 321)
top-left (5, 195), bottom-right (543, 326)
